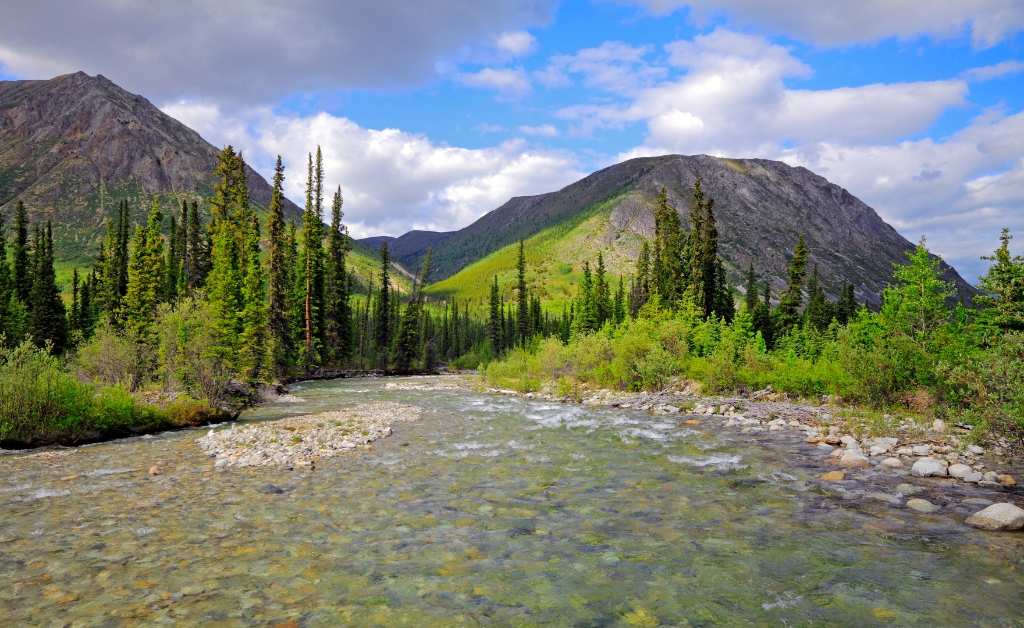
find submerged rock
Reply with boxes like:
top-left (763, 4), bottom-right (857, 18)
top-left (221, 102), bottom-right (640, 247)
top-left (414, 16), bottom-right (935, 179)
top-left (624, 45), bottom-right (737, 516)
top-left (906, 499), bottom-right (941, 514)
top-left (965, 503), bottom-right (1024, 531)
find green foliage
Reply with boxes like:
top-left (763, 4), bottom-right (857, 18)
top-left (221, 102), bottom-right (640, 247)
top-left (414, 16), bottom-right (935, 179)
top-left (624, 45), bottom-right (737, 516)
top-left (976, 228), bottom-right (1024, 331)
top-left (775, 233), bottom-right (808, 334)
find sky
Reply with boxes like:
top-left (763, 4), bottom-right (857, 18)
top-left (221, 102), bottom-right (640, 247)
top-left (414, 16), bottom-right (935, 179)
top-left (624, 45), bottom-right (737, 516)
top-left (1, 1), bottom-right (1023, 282)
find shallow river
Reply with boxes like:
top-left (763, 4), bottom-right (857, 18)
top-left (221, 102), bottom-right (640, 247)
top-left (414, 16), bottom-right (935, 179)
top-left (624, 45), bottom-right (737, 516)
top-left (1, 377), bottom-right (1023, 626)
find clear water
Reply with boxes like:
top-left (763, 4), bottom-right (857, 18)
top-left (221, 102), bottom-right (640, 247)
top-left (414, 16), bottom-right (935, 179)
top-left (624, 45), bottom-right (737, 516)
top-left (1, 376), bottom-right (1022, 626)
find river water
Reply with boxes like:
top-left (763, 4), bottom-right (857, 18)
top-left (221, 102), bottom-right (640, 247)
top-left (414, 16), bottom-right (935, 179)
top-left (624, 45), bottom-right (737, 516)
top-left (1, 376), bottom-right (1022, 626)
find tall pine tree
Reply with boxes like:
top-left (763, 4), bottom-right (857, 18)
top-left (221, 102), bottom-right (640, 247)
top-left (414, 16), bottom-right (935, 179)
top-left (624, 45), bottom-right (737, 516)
top-left (775, 233), bottom-right (809, 335)
top-left (325, 186), bottom-right (352, 365)
top-left (28, 222), bottom-right (68, 353)
top-left (267, 156), bottom-right (294, 377)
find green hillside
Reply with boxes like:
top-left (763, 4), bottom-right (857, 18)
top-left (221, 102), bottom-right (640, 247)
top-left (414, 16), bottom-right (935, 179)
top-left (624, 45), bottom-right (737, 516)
top-left (425, 194), bottom-right (639, 313)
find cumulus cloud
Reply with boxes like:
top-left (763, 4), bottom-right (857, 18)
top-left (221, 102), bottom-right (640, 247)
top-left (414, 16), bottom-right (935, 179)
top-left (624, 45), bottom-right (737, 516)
top-left (0, 0), bottom-right (555, 104)
top-left (164, 103), bottom-right (585, 238)
top-left (559, 29), bottom-right (966, 149)
top-left (541, 42), bottom-right (666, 95)
top-left (495, 31), bottom-right (539, 58)
top-left (457, 67), bottom-right (533, 99)
top-left (613, 0), bottom-right (1024, 48)
top-left (961, 60), bottom-right (1024, 82)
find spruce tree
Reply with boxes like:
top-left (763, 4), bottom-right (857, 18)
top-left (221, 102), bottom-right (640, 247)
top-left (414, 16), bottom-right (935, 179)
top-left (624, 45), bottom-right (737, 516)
top-left (186, 200), bottom-right (208, 289)
top-left (122, 201), bottom-right (166, 340)
top-left (374, 240), bottom-right (391, 365)
top-left (13, 200), bottom-right (31, 304)
top-left (0, 211), bottom-right (24, 344)
top-left (977, 228), bottom-right (1024, 330)
top-left (744, 263), bottom-right (758, 312)
top-left (207, 147), bottom-right (248, 364)
top-left (396, 250), bottom-right (432, 369)
top-left (595, 252), bottom-right (610, 326)
top-left (325, 186), bottom-right (351, 365)
top-left (238, 213), bottom-right (269, 382)
top-left (488, 276), bottom-right (502, 354)
top-left (69, 268), bottom-right (80, 335)
top-left (28, 222), bottom-right (68, 353)
top-left (164, 214), bottom-right (181, 303)
top-left (613, 275), bottom-right (626, 325)
top-left (836, 283), bottom-right (857, 325)
top-left (752, 281), bottom-right (774, 349)
top-left (805, 264), bottom-right (834, 331)
top-left (631, 240), bottom-right (651, 316)
top-left (267, 156), bottom-right (293, 377)
top-left (301, 149), bottom-right (327, 370)
top-left (516, 240), bottom-right (529, 345)
top-left (775, 233), bottom-right (809, 335)
top-left (653, 187), bottom-right (685, 303)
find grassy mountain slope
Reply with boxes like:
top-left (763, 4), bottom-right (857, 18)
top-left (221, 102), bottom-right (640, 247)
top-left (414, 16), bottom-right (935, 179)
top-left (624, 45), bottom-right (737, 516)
top-left (0, 72), bottom-right (303, 263)
top-left (417, 154), bottom-right (974, 307)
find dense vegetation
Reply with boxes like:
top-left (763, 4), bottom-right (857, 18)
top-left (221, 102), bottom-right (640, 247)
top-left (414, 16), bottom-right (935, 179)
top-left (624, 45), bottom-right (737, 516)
top-left (483, 184), bottom-right (1024, 454)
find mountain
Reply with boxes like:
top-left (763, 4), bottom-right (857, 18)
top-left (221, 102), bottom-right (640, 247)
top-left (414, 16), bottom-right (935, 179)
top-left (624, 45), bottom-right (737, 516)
top-left (358, 230), bottom-right (453, 264)
top-left (0, 72), bottom-right (303, 262)
top-left (393, 155), bottom-right (974, 306)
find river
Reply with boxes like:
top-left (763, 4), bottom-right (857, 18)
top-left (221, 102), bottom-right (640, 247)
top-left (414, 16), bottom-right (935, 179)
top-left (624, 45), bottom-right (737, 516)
top-left (1, 376), bottom-right (1022, 626)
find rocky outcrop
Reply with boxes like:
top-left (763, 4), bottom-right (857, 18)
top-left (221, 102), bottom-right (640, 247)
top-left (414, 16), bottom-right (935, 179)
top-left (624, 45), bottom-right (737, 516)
top-left (0, 72), bottom-right (301, 261)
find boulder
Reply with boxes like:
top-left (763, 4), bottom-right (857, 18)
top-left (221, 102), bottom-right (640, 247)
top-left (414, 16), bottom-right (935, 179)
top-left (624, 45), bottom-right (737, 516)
top-left (963, 472), bottom-right (983, 483)
top-left (911, 458), bottom-right (947, 478)
top-left (912, 444), bottom-right (932, 457)
top-left (839, 452), bottom-right (870, 468)
top-left (998, 474), bottom-right (1017, 487)
top-left (932, 419), bottom-right (946, 432)
top-left (820, 471), bottom-right (846, 481)
top-left (967, 445), bottom-right (984, 455)
top-left (840, 435), bottom-right (858, 447)
top-left (948, 464), bottom-right (973, 480)
top-left (869, 444), bottom-right (891, 456)
top-left (881, 457), bottom-right (903, 468)
top-left (965, 503), bottom-right (1024, 531)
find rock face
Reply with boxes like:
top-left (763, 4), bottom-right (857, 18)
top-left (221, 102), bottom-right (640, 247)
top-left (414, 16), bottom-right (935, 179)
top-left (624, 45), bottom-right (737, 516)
top-left (387, 154), bottom-right (974, 304)
top-left (965, 503), bottom-right (1024, 531)
top-left (0, 72), bottom-right (302, 261)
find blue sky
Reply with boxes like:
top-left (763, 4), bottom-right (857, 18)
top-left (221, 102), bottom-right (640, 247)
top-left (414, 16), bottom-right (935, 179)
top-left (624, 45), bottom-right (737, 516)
top-left (1, 0), bottom-right (1023, 280)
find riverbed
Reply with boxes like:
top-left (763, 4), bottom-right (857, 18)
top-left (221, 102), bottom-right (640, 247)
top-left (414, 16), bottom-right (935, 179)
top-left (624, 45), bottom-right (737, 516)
top-left (1, 376), bottom-right (1022, 626)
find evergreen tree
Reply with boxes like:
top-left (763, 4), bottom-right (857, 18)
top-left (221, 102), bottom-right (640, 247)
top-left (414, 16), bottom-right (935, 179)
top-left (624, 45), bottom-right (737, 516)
top-left (13, 200), bottom-right (31, 303)
top-left (79, 271), bottom-right (95, 339)
top-left (653, 186), bottom-right (685, 303)
top-left (775, 233), bottom-right (809, 335)
top-left (714, 258), bottom-right (734, 322)
top-left (881, 236), bottom-right (952, 344)
top-left (396, 250), bottom-right (432, 369)
top-left (28, 221), bottom-right (68, 353)
top-left (631, 240), bottom-right (651, 316)
top-left (516, 240), bottom-right (529, 345)
top-left (0, 211), bottom-right (24, 344)
top-left (116, 199), bottom-right (131, 305)
top-left (744, 263), bottom-right (758, 312)
top-left (374, 240), bottom-right (391, 365)
top-left (488, 275), bottom-right (502, 354)
top-left (267, 156), bottom-right (293, 377)
top-left (835, 282), bottom-right (857, 326)
top-left (164, 213), bottom-right (181, 303)
top-left (977, 228), bottom-right (1024, 330)
top-left (238, 213), bottom-right (268, 382)
top-left (613, 275), bottom-right (626, 325)
top-left (685, 179), bottom-right (721, 318)
top-left (207, 147), bottom-right (248, 365)
top-left (186, 200), bottom-right (208, 290)
top-left (300, 149), bottom-right (327, 370)
top-left (325, 186), bottom-right (352, 365)
top-left (595, 252), bottom-right (610, 326)
top-left (804, 264), bottom-right (834, 331)
top-left (69, 268), bottom-right (81, 335)
top-left (752, 282), bottom-right (775, 349)
top-left (121, 200), bottom-right (166, 340)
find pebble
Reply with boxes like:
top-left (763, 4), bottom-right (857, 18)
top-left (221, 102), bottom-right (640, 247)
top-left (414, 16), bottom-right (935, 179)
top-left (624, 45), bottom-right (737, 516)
top-left (839, 452), bottom-right (869, 468)
top-left (968, 445), bottom-right (985, 455)
top-left (148, 465), bottom-right (162, 476)
top-left (881, 458), bottom-right (902, 468)
top-left (912, 444), bottom-right (932, 457)
top-left (820, 471), bottom-right (845, 481)
top-left (196, 402), bottom-right (419, 469)
top-left (896, 483), bottom-right (924, 495)
top-left (998, 474), bottom-right (1017, 487)
top-left (817, 443), bottom-right (834, 452)
top-left (906, 498), bottom-right (941, 514)
top-left (911, 458), bottom-right (947, 478)
top-left (963, 498), bottom-right (994, 506)
top-left (932, 419), bottom-right (946, 432)
top-left (965, 503), bottom-right (1024, 531)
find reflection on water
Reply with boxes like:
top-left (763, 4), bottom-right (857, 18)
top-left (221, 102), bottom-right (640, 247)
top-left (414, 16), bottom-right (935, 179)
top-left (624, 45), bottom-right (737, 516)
top-left (1, 376), bottom-right (1022, 626)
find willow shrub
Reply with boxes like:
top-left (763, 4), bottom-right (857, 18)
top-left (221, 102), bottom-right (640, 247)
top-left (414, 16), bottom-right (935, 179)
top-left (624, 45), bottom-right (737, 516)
top-left (0, 340), bottom-right (161, 446)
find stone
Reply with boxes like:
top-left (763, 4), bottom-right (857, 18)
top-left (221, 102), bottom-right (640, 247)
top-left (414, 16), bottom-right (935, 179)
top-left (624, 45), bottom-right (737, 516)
top-left (896, 483), bottom-right (924, 495)
top-left (998, 475), bottom-right (1017, 487)
top-left (907, 498), bottom-right (941, 514)
top-left (965, 503), bottom-right (1024, 531)
top-left (912, 444), bottom-right (932, 457)
top-left (872, 437), bottom-right (899, 449)
top-left (769, 424), bottom-right (782, 432)
top-left (148, 465), bottom-right (162, 476)
top-left (839, 452), bottom-right (870, 468)
top-left (896, 447), bottom-right (913, 456)
top-left (820, 471), bottom-right (846, 481)
top-left (840, 435), bottom-right (858, 446)
top-left (963, 498), bottom-right (994, 506)
top-left (948, 464), bottom-right (973, 480)
top-left (968, 445), bottom-right (985, 455)
top-left (881, 457), bottom-right (903, 468)
top-left (932, 419), bottom-right (946, 432)
top-left (830, 447), bottom-right (844, 458)
top-left (963, 472), bottom-right (983, 483)
top-left (911, 458), bottom-right (948, 477)
top-left (817, 443), bottom-right (835, 452)
top-left (870, 444), bottom-right (891, 456)
top-left (984, 471), bottom-right (1000, 482)
top-left (788, 420), bottom-right (800, 428)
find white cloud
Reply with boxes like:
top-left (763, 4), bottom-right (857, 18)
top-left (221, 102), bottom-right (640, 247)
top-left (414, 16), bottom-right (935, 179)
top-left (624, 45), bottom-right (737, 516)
top-left (475, 123), bottom-right (508, 134)
top-left (164, 103), bottom-right (585, 238)
top-left (559, 29), bottom-right (967, 152)
top-left (457, 67), bottom-right (532, 99)
top-left (0, 0), bottom-right (555, 104)
top-left (495, 31), bottom-right (538, 58)
top-left (518, 124), bottom-right (559, 137)
top-left (961, 60), bottom-right (1024, 82)
top-left (613, 0), bottom-right (1024, 48)
top-left (541, 42), bottom-right (666, 95)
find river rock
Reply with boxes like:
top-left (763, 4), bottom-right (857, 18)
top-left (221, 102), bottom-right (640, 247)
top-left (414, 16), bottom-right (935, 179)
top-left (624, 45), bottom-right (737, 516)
top-left (839, 451), bottom-right (869, 468)
top-left (968, 445), bottom-right (985, 455)
top-left (840, 435), bottom-right (858, 447)
top-left (870, 444), bottom-right (890, 456)
top-left (897, 483), bottom-right (924, 495)
top-left (907, 499), bottom-right (941, 514)
top-left (912, 444), bottom-right (932, 457)
top-left (963, 472), bottom-right (983, 483)
top-left (881, 457), bottom-right (903, 468)
top-left (963, 498), bottom-right (994, 506)
top-left (932, 419), bottom-right (946, 432)
top-left (965, 503), bottom-right (1024, 531)
top-left (769, 424), bottom-right (782, 432)
top-left (820, 471), bottom-right (846, 481)
top-left (948, 464), bottom-right (973, 480)
top-left (817, 443), bottom-right (835, 451)
top-left (998, 475), bottom-right (1017, 487)
top-left (149, 465), bottom-right (162, 476)
top-left (911, 458), bottom-right (947, 477)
